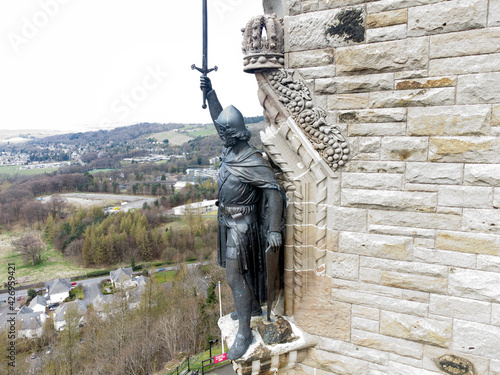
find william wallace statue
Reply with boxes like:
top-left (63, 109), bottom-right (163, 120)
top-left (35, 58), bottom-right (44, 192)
top-left (200, 76), bottom-right (285, 360)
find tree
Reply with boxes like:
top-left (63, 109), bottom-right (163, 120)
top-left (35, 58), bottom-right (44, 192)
top-left (12, 232), bottom-right (43, 266)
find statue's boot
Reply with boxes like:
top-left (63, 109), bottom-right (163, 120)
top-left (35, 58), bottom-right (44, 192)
top-left (227, 333), bottom-right (253, 360)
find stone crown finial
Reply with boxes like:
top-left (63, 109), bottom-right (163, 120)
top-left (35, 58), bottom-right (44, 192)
top-left (242, 14), bottom-right (285, 73)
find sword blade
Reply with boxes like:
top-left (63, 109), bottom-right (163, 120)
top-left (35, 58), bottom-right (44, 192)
top-left (202, 0), bottom-right (208, 73)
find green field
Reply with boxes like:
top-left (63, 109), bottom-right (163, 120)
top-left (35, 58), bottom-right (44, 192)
top-left (147, 124), bottom-right (216, 146)
top-left (0, 165), bottom-right (59, 176)
top-left (153, 270), bottom-right (177, 284)
top-left (88, 168), bottom-right (116, 174)
top-left (0, 231), bottom-right (109, 287)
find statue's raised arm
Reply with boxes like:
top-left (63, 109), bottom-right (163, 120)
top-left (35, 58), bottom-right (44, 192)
top-left (200, 76), bottom-right (224, 139)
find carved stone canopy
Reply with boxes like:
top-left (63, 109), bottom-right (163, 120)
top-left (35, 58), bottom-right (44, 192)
top-left (242, 14), bottom-right (285, 73)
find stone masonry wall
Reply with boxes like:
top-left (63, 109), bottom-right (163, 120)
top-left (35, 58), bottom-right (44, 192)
top-left (274, 0), bottom-right (500, 374)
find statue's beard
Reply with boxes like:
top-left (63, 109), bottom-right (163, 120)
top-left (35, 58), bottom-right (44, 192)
top-left (222, 135), bottom-right (237, 147)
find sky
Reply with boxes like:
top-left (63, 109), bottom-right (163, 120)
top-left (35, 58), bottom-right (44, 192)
top-left (0, 0), bottom-right (264, 134)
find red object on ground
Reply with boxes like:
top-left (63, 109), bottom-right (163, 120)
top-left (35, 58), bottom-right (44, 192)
top-left (214, 353), bottom-right (227, 363)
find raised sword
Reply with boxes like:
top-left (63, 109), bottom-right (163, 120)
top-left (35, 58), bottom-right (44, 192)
top-left (192, 0), bottom-right (218, 109)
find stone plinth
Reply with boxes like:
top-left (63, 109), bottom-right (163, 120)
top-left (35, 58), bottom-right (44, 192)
top-left (219, 313), bottom-right (317, 375)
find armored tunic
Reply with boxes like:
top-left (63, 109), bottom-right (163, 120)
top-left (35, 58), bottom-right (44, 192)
top-left (217, 145), bottom-right (283, 303)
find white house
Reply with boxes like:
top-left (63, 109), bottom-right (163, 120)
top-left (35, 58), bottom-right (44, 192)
top-left (53, 300), bottom-right (86, 331)
top-left (28, 295), bottom-right (46, 313)
top-left (45, 278), bottom-right (71, 304)
top-left (110, 267), bottom-right (133, 288)
top-left (17, 305), bottom-right (47, 339)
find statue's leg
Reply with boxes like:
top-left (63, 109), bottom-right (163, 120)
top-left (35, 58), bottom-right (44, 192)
top-left (225, 248), bottom-right (253, 360)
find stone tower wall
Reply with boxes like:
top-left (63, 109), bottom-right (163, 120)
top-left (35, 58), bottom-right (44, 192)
top-left (256, 0), bottom-right (500, 373)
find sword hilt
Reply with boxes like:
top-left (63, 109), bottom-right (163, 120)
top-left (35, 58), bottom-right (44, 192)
top-left (192, 64), bottom-right (218, 109)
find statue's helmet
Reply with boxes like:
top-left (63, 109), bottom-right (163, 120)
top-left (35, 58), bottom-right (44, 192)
top-left (215, 105), bottom-right (251, 141)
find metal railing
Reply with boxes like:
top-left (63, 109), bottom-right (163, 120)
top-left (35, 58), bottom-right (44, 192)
top-left (167, 355), bottom-right (229, 375)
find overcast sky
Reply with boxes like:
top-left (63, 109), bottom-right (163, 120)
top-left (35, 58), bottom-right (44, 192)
top-left (0, 0), bottom-right (264, 133)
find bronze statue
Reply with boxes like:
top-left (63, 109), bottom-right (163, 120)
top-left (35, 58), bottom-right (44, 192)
top-left (200, 76), bottom-right (285, 360)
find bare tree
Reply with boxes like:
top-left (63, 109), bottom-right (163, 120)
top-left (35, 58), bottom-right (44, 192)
top-left (47, 195), bottom-right (68, 218)
top-left (12, 232), bottom-right (43, 266)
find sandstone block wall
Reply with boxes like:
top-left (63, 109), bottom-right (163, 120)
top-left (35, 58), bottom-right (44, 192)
top-left (272, 0), bottom-right (500, 373)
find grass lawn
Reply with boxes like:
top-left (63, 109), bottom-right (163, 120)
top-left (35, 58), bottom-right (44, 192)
top-left (0, 165), bottom-right (59, 176)
top-left (189, 345), bottom-right (229, 372)
top-left (153, 270), bottom-right (177, 283)
top-left (0, 231), bottom-right (108, 287)
top-left (88, 168), bottom-right (116, 174)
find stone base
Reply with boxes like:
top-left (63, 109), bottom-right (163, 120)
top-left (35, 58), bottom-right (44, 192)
top-left (219, 312), bottom-right (317, 375)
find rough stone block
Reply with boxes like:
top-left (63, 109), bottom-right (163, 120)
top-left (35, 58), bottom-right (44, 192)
top-left (285, 7), bottom-right (365, 52)
top-left (405, 162), bottom-right (463, 185)
top-left (414, 247), bottom-right (476, 268)
top-left (496, 187), bottom-right (500, 208)
top-left (438, 185), bottom-right (493, 208)
top-left (493, 360), bottom-right (500, 375)
top-left (296, 65), bottom-right (336, 79)
top-left (430, 28), bottom-right (500, 58)
top-left (336, 38), bottom-right (428, 74)
top-left (316, 73), bottom-right (393, 94)
top-left (436, 230), bottom-right (500, 255)
top-left (326, 252), bottom-right (359, 280)
top-left (389, 361), bottom-right (444, 375)
top-left (342, 189), bottom-right (437, 212)
top-left (380, 137), bottom-right (428, 161)
top-left (352, 305), bottom-right (380, 321)
top-left (394, 70), bottom-right (428, 80)
top-left (332, 288), bottom-right (428, 317)
top-left (463, 209), bottom-right (500, 234)
top-left (452, 320), bottom-right (500, 359)
top-left (352, 329), bottom-right (423, 359)
top-left (430, 53), bottom-right (500, 76)
top-left (429, 137), bottom-right (500, 163)
top-left (464, 164), bottom-right (500, 186)
top-left (288, 48), bottom-right (335, 68)
top-left (408, 0), bottom-right (488, 36)
top-left (338, 108), bottom-right (406, 123)
top-left (493, 304), bottom-right (500, 326)
top-left (366, 24), bottom-right (407, 43)
top-left (356, 137), bottom-right (381, 154)
top-left (328, 206), bottom-right (367, 232)
top-left (369, 210), bottom-right (461, 230)
top-left (339, 231), bottom-right (412, 260)
top-left (430, 294), bottom-right (491, 323)
top-left (367, 9), bottom-right (407, 28)
top-left (303, 349), bottom-right (369, 375)
top-left (380, 271), bottom-right (448, 293)
top-left (328, 93), bottom-right (369, 109)
top-left (457, 72), bottom-right (500, 104)
top-left (342, 172), bottom-right (402, 190)
top-left (318, 0), bottom-right (378, 10)
top-left (477, 254), bottom-right (500, 272)
top-left (490, 0), bottom-right (500, 26)
top-left (396, 76), bottom-right (456, 90)
top-left (408, 105), bottom-right (490, 136)
top-left (402, 290), bottom-right (429, 303)
top-left (369, 88), bottom-right (455, 108)
top-left (343, 161), bottom-right (405, 173)
top-left (352, 317), bottom-right (379, 332)
top-left (449, 268), bottom-right (500, 302)
top-left (348, 122), bottom-right (406, 136)
top-left (368, 0), bottom-right (442, 13)
top-left (360, 257), bottom-right (447, 277)
top-left (340, 274), bottom-right (403, 298)
top-left (317, 337), bottom-right (388, 365)
top-left (380, 311), bottom-right (452, 347)
top-left (302, 0), bottom-right (319, 13)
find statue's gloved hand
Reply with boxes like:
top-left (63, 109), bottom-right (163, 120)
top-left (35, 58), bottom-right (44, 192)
top-left (267, 232), bottom-right (282, 252)
top-left (200, 76), bottom-right (212, 92)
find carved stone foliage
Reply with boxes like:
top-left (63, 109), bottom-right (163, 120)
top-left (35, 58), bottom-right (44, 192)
top-left (242, 14), bottom-right (285, 73)
top-left (264, 69), bottom-right (350, 170)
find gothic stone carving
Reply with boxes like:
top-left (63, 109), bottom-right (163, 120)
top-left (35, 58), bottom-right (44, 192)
top-left (265, 69), bottom-right (350, 170)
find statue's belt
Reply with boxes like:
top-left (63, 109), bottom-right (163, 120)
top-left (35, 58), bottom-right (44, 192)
top-left (218, 203), bottom-right (258, 236)
top-left (218, 202), bottom-right (256, 217)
